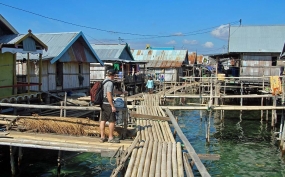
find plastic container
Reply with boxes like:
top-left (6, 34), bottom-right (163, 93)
top-left (217, 74), bottom-right (225, 81)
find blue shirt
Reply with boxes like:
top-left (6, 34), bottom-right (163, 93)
top-left (146, 80), bottom-right (154, 88)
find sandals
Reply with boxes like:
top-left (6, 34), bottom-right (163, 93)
top-left (108, 138), bottom-right (120, 143)
top-left (100, 138), bottom-right (108, 143)
top-left (100, 137), bottom-right (120, 143)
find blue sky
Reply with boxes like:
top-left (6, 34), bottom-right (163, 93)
top-left (0, 0), bottom-right (284, 54)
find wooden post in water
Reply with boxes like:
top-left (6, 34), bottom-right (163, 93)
top-left (240, 82), bottom-right (243, 107)
top-left (261, 97), bottom-right (264, 121)
top-left (57, 150), bottom-right (61, 177)
top-left (18, 147), bottom-right (22, 167)
top-left (266, 98), bottom-right (269, 122)
top-left (64, 92), bottom-right (67, 117)
top-left (60, 101), bottom-right (63, 117)
top-left (272, 96), bottom-right (277, 127)
top-left (206, 111), bottom-right (211, 143)
top-left (10, 146), bottom-right (15, 176)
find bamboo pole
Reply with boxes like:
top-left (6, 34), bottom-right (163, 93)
top-left (143, 139), bottom-right (154, 177)
top-left (131, 140), bottom-right (144, 177)
top-left (177, 142), bottom-right (184, 177)
top-left (0, 103), bottom-right (102, 111)
top-left (183, 152), bottom-right (194, 177)
top-left (159, 105), bottom-right (285, 110)
top-left (125, 147), bottom-right (138, 177)
top-left (161, 142), bottom-right (167, 177)
top-left (164, 121), bottom-right (176, 143)
top-left (167, 142), bottom-right (172, 177)
top-left (137, 139), bottom-right (149, 177)
top-left (149, 140), bottom-right (158, 177)
top-left (155, 141), bottom-right (163, 177)
top-left (172, 142), bottom-right (178, 177)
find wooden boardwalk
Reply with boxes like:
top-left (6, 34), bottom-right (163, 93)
top-left (112, 94), bottom-right (210, 177)
top-left (0, 131), bottom-right (133, 157)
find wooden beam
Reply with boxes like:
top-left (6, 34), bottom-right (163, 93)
top-left (129, 111), bottom-right (170, 121)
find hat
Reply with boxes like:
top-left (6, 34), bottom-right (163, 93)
top-left (107, 69), bottom-right (116, 76)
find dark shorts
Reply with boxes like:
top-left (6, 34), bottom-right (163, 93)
top-left (101, 104), bottom-right (116, 122)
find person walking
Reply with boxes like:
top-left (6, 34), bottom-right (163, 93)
top-left (146, 76), bottom-right (154, 94)
top-left (100, 69), bottom-right (126, 143)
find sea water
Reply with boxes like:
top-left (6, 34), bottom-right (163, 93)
top-left (1, 109), bottom-right (285, 176)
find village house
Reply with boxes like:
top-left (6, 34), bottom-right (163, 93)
top-left (209, 25), bottom-right (285, 83)
top-left (0, 15), bottom-right (48, 105)
top-left (131, 49), bottom-right (189, 83)
top-left (90, 43), bottom-right (146, 94)
top-left (16, 32), bottom-right (103, 103)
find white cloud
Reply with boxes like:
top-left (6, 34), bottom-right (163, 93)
top-left (211, 24), bottom-right (229, 40)
top-left (183, 39), bottom-right (198, 45)
top-left (173, 32), bottom-right (184, 36)
top-left (166, 40), bottom-right (176, 45)
top-left (203, 42), bottom-right (214, 48)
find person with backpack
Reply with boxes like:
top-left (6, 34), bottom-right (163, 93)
top-left (100, 69), bottom-right (127, 143)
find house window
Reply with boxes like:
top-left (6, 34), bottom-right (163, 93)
top-left (272, 56), bottom-right (277, 66)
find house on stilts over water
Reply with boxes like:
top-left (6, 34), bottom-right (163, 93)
top-left (16, 32), bottom-right (104, 104)
top-left (0, 14), bottom-right (48, 109)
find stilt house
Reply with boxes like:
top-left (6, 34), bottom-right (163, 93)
top-left (131, 49), bottom-right (189, 82)
top-left (0, 15), bottom-right (48, 104)
top-left (16, 32), bottom-right (103, 103)
top-left (90, 44), bottom-right (146, 94)
top-left (210, 25), bottom-right (285, 83)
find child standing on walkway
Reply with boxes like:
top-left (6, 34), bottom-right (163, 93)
top-left (146, 77), bottom-right (154, 94)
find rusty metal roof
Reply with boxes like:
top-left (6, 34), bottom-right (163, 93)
top-left (131, 49), bottom-right (188, 68)
top-left (188, 52), bottom-right (204, 65)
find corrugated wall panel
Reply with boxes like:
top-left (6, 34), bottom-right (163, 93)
top-left (0, 53), bottom-right (14, 97)
top-left (90, 65), bottom-right (105, 80)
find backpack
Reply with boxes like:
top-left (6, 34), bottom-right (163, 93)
top-left (90, 80), bottom-right (111, 105)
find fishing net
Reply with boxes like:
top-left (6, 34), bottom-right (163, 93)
top-left (16, 117), bottom-right (123, 137)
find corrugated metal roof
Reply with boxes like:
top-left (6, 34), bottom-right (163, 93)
top-left (188, 52), bottom-right (204, 65)
top-left (91, 44), bottom-right (134, 61)
top-left (229, 25), bottom-right (285, 53)
top-left (0, 14), bottom-right (19, 35)
top-left (131, 49), bottom-right (188, 68)
top-left (0, 34), bottom-right (25, 44)
top-left (17, 32), bottom-right (103, 65)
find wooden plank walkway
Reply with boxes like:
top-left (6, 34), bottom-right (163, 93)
top-left (121, 94), bottom-right (210, 177)
top-left (0, 131), bottom-right (132, 157)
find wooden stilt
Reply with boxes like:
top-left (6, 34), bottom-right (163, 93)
top-left (272, 96), bottom-right (277, 127)
top-left (57, 150), bottom-right (61, 177)
top-left (10, 146), bottom-right (16, 176)
top-left (18, 147), bottom-right (22, 167)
